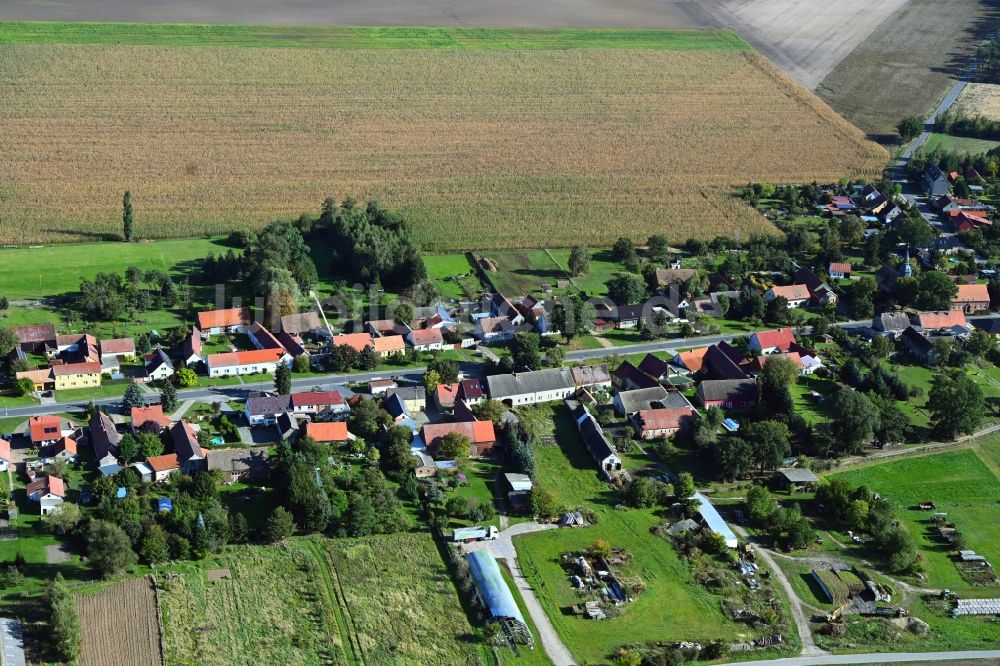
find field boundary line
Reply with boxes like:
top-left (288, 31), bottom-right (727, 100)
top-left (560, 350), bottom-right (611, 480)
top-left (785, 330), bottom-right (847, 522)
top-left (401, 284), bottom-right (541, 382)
top-left (148, 572), bottom-right (167, 666)
top-left (542, 248), bottom-right (577, 290)
top-left (303, 540), bottom-right (364, 666)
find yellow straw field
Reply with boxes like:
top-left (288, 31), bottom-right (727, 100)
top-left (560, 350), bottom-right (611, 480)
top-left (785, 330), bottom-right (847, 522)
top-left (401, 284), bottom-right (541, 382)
top-left (0, 43), bottom-right (887, 248)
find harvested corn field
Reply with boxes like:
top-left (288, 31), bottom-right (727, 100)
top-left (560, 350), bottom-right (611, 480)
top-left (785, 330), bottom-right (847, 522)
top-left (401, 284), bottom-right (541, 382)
top-left (0, 28), bottom-right (887, 248)
top-left (76, 576), bottom-right (163, 666)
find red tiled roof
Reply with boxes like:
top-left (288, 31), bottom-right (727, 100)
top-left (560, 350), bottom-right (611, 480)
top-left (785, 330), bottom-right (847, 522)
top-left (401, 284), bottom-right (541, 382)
top-left (48, 476), bottom-right (65, 497)
top-left (54, 436), bottom-right (77, 455)
top-left (132, 405), bottom-right (171, 429)
top-left (0, 438), bottom-right (9, 461)
top-left (207, 348), bottom-right (286, 368)
top-left (748, 352), bottom-right (803, 374)
top-left (634, 407), bottom-right (694, 432)
top-left (331, 332), bottom-right (373, 353)
top-left (146, 453), bottom-right (180, 472)
top-left (954, 283), bottom-right (990, 304)
top-left (28, 475), bottom-right (64, 498)
top-left (372, 335), bottom-right (406, 353)
top-left (829, 262), bottom-right (852, 273)
top-left (436, 383), bottom-right (459, 407)
top-left (769, 284), bottom-right (811, 302)
top-left (197, 307), bottom-right (248, 330)
top-left (674, 347), bottom-right (709, 372)
top-left (751, 327), bottom-right (797, 352)
top-left (918, 310), bottom-right (967, 329)
top-left (51, 361), bottom-right (101, 376)
top-left (12, 324), bottom-right (57, 344)
top-left (29, 415), bottom-right (61, 443)
top-left (410, 328), bottom-right (444, 346)
top-left (290, 390), bottom-right (344, 407)
top-left (422, 420), bottom-right (496, 449)
top-left (304, 421), bottom-right (350, 442)
top-left (100, 338), bottom-right (135, 355)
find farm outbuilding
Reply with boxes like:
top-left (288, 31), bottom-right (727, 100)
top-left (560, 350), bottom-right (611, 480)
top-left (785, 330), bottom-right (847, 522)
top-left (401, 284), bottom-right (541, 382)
top-left (466, 551), bottom-right (532, 645)
top-left (693, 492), bottom-right (738, 548)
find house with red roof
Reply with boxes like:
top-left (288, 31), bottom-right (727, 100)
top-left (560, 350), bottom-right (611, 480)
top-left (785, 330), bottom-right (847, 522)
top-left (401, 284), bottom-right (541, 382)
top-left (407, 327), bottom-right (444, 351)
top-left (145, 454), bottom-right (180, 483)
top-left (671, 347), bottom-right (709, 374)
top-left (828, 263), bottom-right (852, 280)
top-left (630, 407), bottom-right (695, 440)
top-left (131, 404), bottom-right (172, 434)
top-left (917, 310), bottom-right (968, 331)
top-left (205, 348), bottom-right (291, 378)
top-left (763, 285), bottom-right (810, 308)
top-left (99, 338), bottom-right (135, 364)
top-left (952, 283), bottom-right (991, 313)
top-left (27, 475), bottom-right (65, 515)
top-left (330, 332), bottom-right (374, 354)
top-left (28, 415), bottom-right (71, 446)
top-left (169, 421), bottom-right (206, 473)
top-left (748, 327), bottom-right (797, 355)
top-left (422, 420), bottom-right (497, 457)
top-left (435, 383), bottom-right (459, 413)
top-left (197, 307), bottom-right (249, 337)
top-left (0, 438), bottom-right (10, 472)
top-left (289, 390), bottom-right (349, 418)
top-left (180, 326), bottom-right (203, 365)
top-left (372, 335), bottom-right (406, 357)
top-left (303, 421), bottom-right (353, 444)
top-left (950, 210), bottom-right (991, 234)
top-left (50, 436), bottom-right (78, 461)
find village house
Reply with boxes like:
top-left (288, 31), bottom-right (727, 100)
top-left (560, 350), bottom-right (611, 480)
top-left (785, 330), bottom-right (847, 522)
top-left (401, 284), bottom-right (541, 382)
top-left (435, 383), bottom-right (459, 413)
top-left (614, 386), bottom-right (693, 416)
top-left (486, 367), bottom-right (576, 406)
top-left (916, 310), bottom-right (968, 333)
top-left (901, 326), bottom-right (937, 365)
top-left (385, 386), bottom-right (427, 413)
top-left (244, 394), bottom-right (292, 426)
top-left (474, 316), bottom-right (514, 344)
top-left (872, 312), bottom-right (911, 339)
top-left (972, 318), bottom-right (1000, 337)
top-left (763, 284), bottom-right (810, 308)
top-left (407, 327), bottom-right (444, 351)
top-left (369, 379), bottom-right (398, 396)
top-left (170, 421), bottom-right (206, 474)
top-left (923, 165), bottom-right (950, 197)
top-left (571, 403), bottom-right (622, 476)
top-left (422, 420), bottom-right (497, 457)
top-left (197, 307), bottom-right (249, 337)
top-left (28, 415), bottom-right (72, 447)
top-left (179, 327), bottom-right (203, 365)
top-left (329, 332), bottom-right (373, 354)
top-left (291, 390), bottom-right (349, 419)
top-left (49, 436), bottom-right (78, 462)
top-left (280, 311), bottom-right (330, 341)
top-left (570, 364), bottom-right (612, 391)
top-left (748, 327), bottom-right (797, 355)
top-left (131, 404), bottom-right (172, 434)
top-left (611, 360), bottom-right (659, 390)
top-left (372, 334), bottom-right (406, 357)
top-left (630, 406), bottom-right (695, 440)
top-left (205, 348), bottom-right (290, 378)
top-left (828, 262), bottom-right (852, 280)
top-left (696, 379), bottom-right (759, 410)
top-left (671, 347), bottom-right (709, 374)
top-left (303, 421), bottom-right (353, 445)
top-left (145, 454), bottom-right (180, 483)
top-left (99, 338), bottom-right (135, 364)
top-left (594, 303), bottom-right (644, 329)
top-left (952, 283), bottom-right (990, 313)
top-left (637, 354), bottom-right (670, 382)
top-left (654, 268), bottom-right (697, 290)
top-left (207, 448), bottom-right (270, 483)
top-left (89, 410), bottom-right (122, 462)
top-left (26, 475), bottom-right (64, 516)
top-left (489, 292), bottom-right (526, 326)
top-left (0, 439), bottom-right (10, 472)
top-left (145, 348), bottom-right (174, 382)
top-left (51, 361), bottom-right (102, 391)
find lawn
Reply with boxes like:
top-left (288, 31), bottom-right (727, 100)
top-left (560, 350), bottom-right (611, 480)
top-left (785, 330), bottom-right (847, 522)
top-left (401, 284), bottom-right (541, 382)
top-left (424, 253), bottom-right (480, 301)
top-left (486, 250), bottom-right (568, 297)
top-left (513, 405), bottom-right (758, 663)
top-left (828, 437), bottom-right (1000, 593)
top-left (918, 132), bottom-right (1000, 156)
top-left (447, 458), bottom-right (505, 530)
top-left (160, 534), bottom-right (489, 666)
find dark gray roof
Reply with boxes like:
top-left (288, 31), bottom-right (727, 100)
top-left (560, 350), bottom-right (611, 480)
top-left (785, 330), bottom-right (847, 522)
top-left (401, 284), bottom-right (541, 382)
top-left (486, 368), bottom-right (575, 398)
top-left (704, 344), bottom-right (748, 380)
top-left (570, 364), bottom-right (610, 387)
top-left (901, 326), bottom-right (933, 353)
top-left (208, 448), bottom-right (270, 479)
top-left (611, 361), bottom-right (659, 389)
top-left (384, 393), bottom-right (409, 419)
top-left (385, 386), bottom-right (426, 402)
top-left (779, 467), bottom-right (819, 483)
top-left (170, 421), bottom-right (204, 463)
top-left (973, 318), bottom-right (1000, 335)
top-left (145, 348), bottom-right (173, 373)
top-left (246, 394), bottom-right (292, 417)
top-left (697, 378), bottom-right (758, 403)
top-left (637, 354), bottom-right (669, 379)
top-left (616, 386), bottom-right (667, 413)
top-left (578, 412), bottom-right (617, 463)
top-left (89, 410), bottom-right (121, 460)
top-left (875, 312), bottom-right (911, 332)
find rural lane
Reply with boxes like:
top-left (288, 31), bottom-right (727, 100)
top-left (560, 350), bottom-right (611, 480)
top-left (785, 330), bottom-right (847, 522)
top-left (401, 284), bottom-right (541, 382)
top-left (730, 525), bottom-right (826, 657)
top-left (715, 650), bottom-right (1000, 666)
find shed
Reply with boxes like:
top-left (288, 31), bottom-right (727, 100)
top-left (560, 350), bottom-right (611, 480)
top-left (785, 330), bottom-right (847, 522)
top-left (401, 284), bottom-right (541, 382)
top-left (778, 467), bottom-right (819, 486)
top-left (693, 492), bottom-right (738, 548)
top-left (504, 473), bottom-right (533, 492)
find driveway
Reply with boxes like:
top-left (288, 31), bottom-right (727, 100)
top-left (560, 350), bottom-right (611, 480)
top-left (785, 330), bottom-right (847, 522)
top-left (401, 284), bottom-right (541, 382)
top-left (462, 522), bottom-right (575, 665)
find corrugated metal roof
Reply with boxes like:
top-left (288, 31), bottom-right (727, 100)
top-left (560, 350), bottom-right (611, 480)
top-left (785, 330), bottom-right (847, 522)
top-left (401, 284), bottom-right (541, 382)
top-left (693, 492), bottom-right (738, 548)
top-left (466, 551), bottom-right (526, 626)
